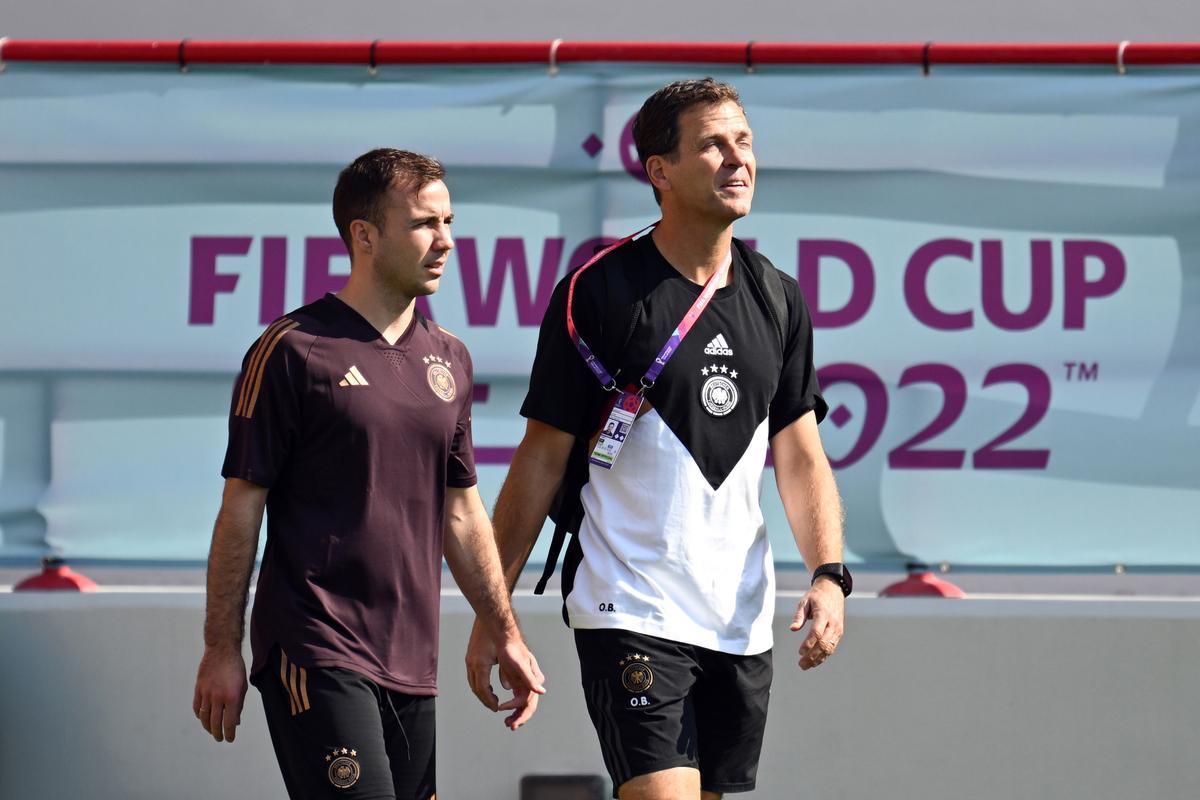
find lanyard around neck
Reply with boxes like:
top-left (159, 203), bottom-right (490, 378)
top-left (566, 223), bottom-right (733, 393)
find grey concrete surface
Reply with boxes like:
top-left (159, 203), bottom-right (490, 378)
top-left (2, 591), bottom-right (1199, 799)
top-left (5, 563), bottom-right (1200, 597)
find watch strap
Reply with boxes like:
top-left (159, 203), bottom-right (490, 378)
top-left (811, 563), bottom-right (853, 597)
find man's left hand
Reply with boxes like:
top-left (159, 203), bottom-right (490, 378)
top-left (789, 578), bottom-right (845, 670)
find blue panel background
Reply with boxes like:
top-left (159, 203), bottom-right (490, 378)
top-left (1, 63), bottom-right (1197, 566)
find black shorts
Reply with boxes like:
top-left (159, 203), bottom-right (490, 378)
top-left (574, 628), bottom-right (772, 797)
top-left (254, 646), bottom-right (436, 800)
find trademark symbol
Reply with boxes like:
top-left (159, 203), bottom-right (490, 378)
top-left (1064, 361), bottom-right (1099, 381)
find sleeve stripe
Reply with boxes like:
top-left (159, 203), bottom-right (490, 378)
top-left (235, 317), bottom-right (292, 417)
top-left (237, 320), bottom-right (299, 419)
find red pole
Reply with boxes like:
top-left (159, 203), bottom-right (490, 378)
top-left (752, 43), bottom-right (925, 65)
top-left (929, 42), bottom-right (1119, 64)
top-left (2, 40), bottom-right (1200, 67)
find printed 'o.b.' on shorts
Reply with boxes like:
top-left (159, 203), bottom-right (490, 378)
top-left (574, 628), bottom-right (772, 797)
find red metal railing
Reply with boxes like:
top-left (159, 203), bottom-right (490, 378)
top-left (1, 39), bottom-right (1199, 68)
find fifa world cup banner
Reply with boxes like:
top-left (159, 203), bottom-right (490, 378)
top-left (1, 62), bottom-right (1198, 566)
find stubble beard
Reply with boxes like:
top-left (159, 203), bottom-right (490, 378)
top-left (372, 256), bottom-right (438, 308)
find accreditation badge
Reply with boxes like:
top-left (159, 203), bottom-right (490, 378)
top-left (589, 390), bottom-right (643, 470)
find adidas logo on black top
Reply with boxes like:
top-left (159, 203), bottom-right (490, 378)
top-left (338, 365), bottom-right (369, 387)
top-left (703, 333), bottom-right (733, 357)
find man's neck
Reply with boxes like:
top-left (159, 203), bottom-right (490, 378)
top-left (336, 271), bottom-right (415, 346)
top-left (651, 215), bottom-right (735, 287)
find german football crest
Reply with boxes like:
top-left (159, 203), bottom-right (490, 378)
top-left (699, 363), bottom-right (739, 417)
top-left (422, 354), bottom-right (456, 402)
top-left (618, 653), bottom-right (654, 693)
top-left (326, 747), bottom-right (360, 789)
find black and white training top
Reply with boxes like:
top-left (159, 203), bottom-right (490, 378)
top-left (521, 233), bottom-right (827, 655)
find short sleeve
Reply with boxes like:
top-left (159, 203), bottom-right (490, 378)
top-left (768, 279), bottom-right (829, 438)
top-left (519, 275), bottom-right (610, 438)
top-left (221, 320), bottom-right (304, 488)
top-left (447, 347), bottom-right (478, 488)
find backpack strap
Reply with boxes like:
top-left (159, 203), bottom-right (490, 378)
top-left (733, 237), bottom-right (789, 352)
top-left (535, 245), bottom-right (645, 596)
top-left (534, 436), bottom-right (590, 594)
top-left (534, 519), bottom-right (569, 596)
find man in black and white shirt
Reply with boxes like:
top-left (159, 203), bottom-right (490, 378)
top-left (467, 79), bottom-right (849, 800)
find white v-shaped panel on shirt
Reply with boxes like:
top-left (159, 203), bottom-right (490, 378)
top-left (566, 408), bottom-right (776, 655)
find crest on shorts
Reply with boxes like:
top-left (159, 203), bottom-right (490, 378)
top-left (699, 364), bottom-right (739, 417)
top-left (326, 747), bottom-right (360, 789)
top-left (422, 354), bottom-right (456, 402)
top-left (618, 653), bottom-right (654, 693)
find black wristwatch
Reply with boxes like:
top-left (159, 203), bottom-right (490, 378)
top-left (811, 563), bottom-right (853, 597)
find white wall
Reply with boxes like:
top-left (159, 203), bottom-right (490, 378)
top-left (0, 0), bottom-right (1196, 41)
top-left (2, 591), bottom-right (1199, 799)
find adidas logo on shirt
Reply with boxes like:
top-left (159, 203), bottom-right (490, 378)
top-left (338, 365), bottom-right (369, 387)
top-left (703, 333), bottom-right (733, 357)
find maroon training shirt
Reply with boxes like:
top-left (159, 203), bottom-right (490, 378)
top-left (222, 294), bottom-right (476, 695)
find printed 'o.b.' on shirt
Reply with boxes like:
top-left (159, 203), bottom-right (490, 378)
top-left (522, 234), bottom-right (826, 655)
top-left (223, 294), bottom-right (476, 695)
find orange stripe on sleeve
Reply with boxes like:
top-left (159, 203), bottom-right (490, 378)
top-left (240, 320), bottom-right (299, 419)
top-left (236, 318), bottom-right (290, 417)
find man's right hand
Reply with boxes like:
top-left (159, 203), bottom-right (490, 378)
top-left (465, 617), bottom-right (502, 712)
top-left (192, 646), bottom-right (248, 743)
top-left (465, 617), bottom-right (546, 730)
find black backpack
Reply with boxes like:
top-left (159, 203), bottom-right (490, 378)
top-left (533, 237), bottom-right (792, 594)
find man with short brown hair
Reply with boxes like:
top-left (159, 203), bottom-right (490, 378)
top-left (468, 80), bottom-right (849, 799)
top-left (193, 148), bottom-right (545, 800)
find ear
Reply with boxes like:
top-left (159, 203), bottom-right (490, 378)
top-left (349, 219), bottom-right (373, 256)
top-left (644, 155), bottom-right (671, 196)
